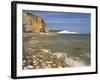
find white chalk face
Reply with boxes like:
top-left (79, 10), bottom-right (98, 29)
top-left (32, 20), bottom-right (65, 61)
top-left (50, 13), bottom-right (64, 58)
top-left (15, 3), bottom-right (97, 77)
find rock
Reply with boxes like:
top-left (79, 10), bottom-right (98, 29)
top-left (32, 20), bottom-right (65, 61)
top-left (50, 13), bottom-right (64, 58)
top-left (32, 55), bottom-right (36, 58)
top-left (22, 11), bottom-right (49, 33)
top-left (42, 49), bottom-right (50, 53)
top-left (23, 67), bottom-right (28, 70)
top-left (22, 60), bottom-right (26, 64)
top-left (23, 47), bottom-right (68, 69)
top-left (27, 65), bottom-right (33, 69)
top-left (35, 66), bottom-right (40, 69)
top-left (33, 60), bottom-right (37, 64)
top-left (45, 61), bottom-right (53, 64)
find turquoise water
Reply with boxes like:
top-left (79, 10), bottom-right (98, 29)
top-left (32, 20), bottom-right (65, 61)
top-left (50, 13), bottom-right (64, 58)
top-left (42, 34), bottom-right (90, 52)
top-left (39, 34), bottom-right (91, 65)
top-left (23, 34), bottom-right (91, 65)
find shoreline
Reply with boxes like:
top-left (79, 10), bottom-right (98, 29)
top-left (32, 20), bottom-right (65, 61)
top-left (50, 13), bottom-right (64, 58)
top-left (42, 49), bottom-right (86, 67)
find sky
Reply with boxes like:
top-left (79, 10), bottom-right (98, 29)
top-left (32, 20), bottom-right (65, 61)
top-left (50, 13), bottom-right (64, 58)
top-left (24, 10), bottom-right (91, 33)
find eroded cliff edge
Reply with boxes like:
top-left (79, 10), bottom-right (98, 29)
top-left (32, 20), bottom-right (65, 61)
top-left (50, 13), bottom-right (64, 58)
top-left (22, 11), bottom-right (49, 33)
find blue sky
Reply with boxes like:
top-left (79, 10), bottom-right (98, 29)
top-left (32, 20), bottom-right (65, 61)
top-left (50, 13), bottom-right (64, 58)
top-left (24, 10), bottom-right (91, 33)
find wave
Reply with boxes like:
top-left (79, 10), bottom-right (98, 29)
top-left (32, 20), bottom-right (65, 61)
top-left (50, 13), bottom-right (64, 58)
top-left (42, 49), bottom-right (85, 67)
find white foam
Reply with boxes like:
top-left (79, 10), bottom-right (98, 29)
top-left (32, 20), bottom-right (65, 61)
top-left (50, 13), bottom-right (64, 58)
top-left (43, 49), bottom-right (85, 67)
top-left (53, 52), bottom-right (85, 67)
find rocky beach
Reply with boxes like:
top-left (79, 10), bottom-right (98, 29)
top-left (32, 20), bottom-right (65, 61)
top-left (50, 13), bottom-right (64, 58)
top-left (22, 11), bottom-right (90, 70)
top-left (23, 33), bottom-right (68, 69)
top-left (23, 33), bottom-right (87, 69)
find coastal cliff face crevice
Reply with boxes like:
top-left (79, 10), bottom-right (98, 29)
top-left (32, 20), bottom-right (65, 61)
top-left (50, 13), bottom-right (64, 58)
top-left (22, 11), bottom-right (49, 33)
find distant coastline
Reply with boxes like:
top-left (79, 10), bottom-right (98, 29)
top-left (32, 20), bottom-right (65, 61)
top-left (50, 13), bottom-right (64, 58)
top-left (49, 29), bottom-right (90, 35)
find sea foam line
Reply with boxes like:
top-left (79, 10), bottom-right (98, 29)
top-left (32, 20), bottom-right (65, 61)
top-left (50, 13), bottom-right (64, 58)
top-left (42, 49), bottom-right (85, 67)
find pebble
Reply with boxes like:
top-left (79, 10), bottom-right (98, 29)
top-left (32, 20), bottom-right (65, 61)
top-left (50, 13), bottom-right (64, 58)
top-left (39, 55), bottom-right (44, 58)
top-left (23, 50), bottom-right (67, 69)
top-left (33, 60), bottom-right (37, 64)
top-left (32, 37), bottom-right (35, 39)
top-left (42, 49), bottom-right (49, 53)
top-left (23, 60), bottom-right (26, 64)
top-left (35, 66), bottom-right (40, 69)
top-left (24, 67), bottom-right (28, 70)
top-left (58, 66), bottom-right (63, 68)
top-left (27, 60), bottom-right (31, 63)
top-left (27, 65), bottom-right (33, 69)
top-left (45, 61), bottom-right (53, 64)
top-left (32, 55), bottom-right (36, 58)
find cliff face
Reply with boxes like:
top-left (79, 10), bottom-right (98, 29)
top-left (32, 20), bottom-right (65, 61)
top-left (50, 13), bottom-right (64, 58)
top-left (22, 11), bottom-right (49, 33)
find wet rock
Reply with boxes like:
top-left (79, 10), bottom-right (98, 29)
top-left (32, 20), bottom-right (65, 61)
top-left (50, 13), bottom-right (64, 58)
top-left (23, 45), bottom-right (68, 69)
top-left (27, 65), bottom-right (33, 69)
